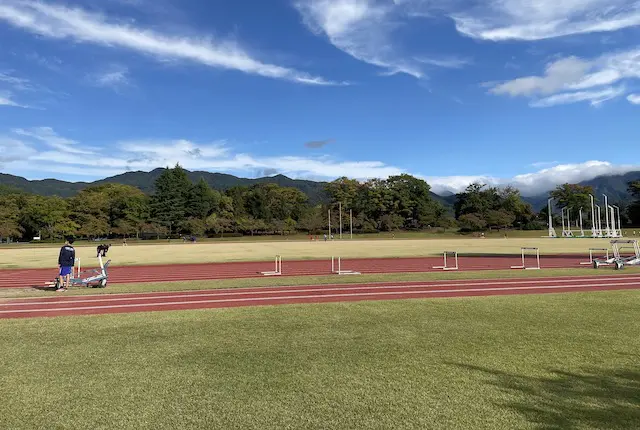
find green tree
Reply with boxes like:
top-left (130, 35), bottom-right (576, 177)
top-left (0, 195), bottom-right (23, 240)
top-left (150, 164), bottom-right (192, 233)
top-left (187, 178), bottom-right (220, 219)
top-left (549, 183), bottom-right (593, 214)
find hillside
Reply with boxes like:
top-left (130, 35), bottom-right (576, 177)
top-left (1, 169), bottom-right (637, 210)
top-left (523, 171), bottom-right (640, 211)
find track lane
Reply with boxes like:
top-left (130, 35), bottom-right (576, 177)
top-left (2, 275), bottom-right (639, 319)
top-left (0, 255), bottom-right (589, 288)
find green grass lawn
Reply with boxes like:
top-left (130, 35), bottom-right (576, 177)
top-left (1, 290), bottom-right (638, 429)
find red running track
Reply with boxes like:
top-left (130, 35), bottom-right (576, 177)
top-left (2, 274), bottom-right (639, 319)
top-left (0, 255), bottom-right (589, 288)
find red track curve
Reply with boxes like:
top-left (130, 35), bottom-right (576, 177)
top-left (1, 274), bottom-right (639, 319)
top-left (0, 255), bottom-right (591, 289)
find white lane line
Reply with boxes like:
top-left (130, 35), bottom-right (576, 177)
top-left (3, 275), bottom-right (640, 307)
top-left (1, 281), bottom-right (638, 314)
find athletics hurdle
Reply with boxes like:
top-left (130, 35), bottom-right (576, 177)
top-left (260, 255), bottom-right (282, 276)
top-left (432, 251), bottom-right (459, 271)
top-left (580, 248), bottom-right (610, 265)
top-left (74, 258), bottom-right (81, 278)
top-left (511, 247), bottom-right (541, 270)
top-left (331, 256), bottom-right (360, 275)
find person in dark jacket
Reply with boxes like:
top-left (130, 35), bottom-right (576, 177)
top-left (57, 237), bottom-right (75, 291)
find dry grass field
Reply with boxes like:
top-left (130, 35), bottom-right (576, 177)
top-left (0, 236), bottom-right (621, 269)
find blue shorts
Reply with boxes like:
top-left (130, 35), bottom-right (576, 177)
top-left (59, 266), bottom-right (73, 277)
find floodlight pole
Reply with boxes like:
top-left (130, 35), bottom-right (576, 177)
top-left (613, 205), bottom-right (622, 237)
top-left (603, 194), bottom-right (610, 237)
top-left (350, 209), bottom-right (353, 239)
top-left (590, 194), bottom-right (597, 237)
top-left (339, 202), bottom-right (342, 239)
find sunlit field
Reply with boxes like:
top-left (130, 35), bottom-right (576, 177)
top-left (0, 233), bottom-right (625, 269)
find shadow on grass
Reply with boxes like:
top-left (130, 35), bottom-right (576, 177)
top-left (449, 362), bottom-right (640, 429)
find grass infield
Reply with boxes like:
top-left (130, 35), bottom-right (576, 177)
top-left (0, 290), bottom-right (638, 429)
top-left (0, 235), bottom-right (628, 269)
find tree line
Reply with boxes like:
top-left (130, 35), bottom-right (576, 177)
top-left (0, 165), bottom-right (638, 242)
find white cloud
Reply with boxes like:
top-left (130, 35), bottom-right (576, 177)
top-left (0, 0), bottom-right (340, 86)
top-left (450, 0), bottom-right (640, 41)
top-left (1, 128), bottom-right (405, 181)
top-left (488, 49), bottom-right (640, 107)
top-left (294, 0), bottom-right (470, 78)
top-left (426, 161), bottom-right (640, 196)
top-left (628, 93), bottom-right (640, 104)
top-left (0, 137), bottom-right (37, 163)
top-left (295, 0), bottom-right (424, 78)
top-left (0, 92), bottom-right (28, 108)
top-left (414, 55), bottom-right (472, 69)
top-left (12, 127), bottom-right (96, 154)
top-left (89, 65), bottom-right (131, 90)
top-left (530, 86), bottom-right (626, 107)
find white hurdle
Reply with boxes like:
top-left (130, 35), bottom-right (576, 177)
top-left (432, 251), bottom-right (459, 271)
top-left (260, 255), bottom-right (282, 276)
top-left (580, 248), bottom-right (610, 265)
top-left (511, 247), bottom-right (541, 270)
top-left (331, 256), bottom-right (360, 275)
top-left (75, 257), bottom-right (81, 278)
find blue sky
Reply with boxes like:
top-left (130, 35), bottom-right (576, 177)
top-left (1, 0), bottom-right (640, 196)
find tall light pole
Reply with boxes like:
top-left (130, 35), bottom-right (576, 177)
top-left (603, 194), bottom-right (610, 237)
top-left (613, 205), bottom-right (622, 237)
top-left (590, 194), bottom-right (597, 237)
top-left (350, 209), bottom-right (353, 239)
top-left (339, 202), bottom-right (342, 239)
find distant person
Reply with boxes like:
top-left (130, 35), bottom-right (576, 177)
top-left (97, 243), bottom-right (110, 257)
top-left (57, 237), bottom-right (76, 292)
top-left (122, 238), bottom-right (128, 246)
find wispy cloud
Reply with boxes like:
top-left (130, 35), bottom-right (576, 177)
top-left (88, 64), bottom-right (132, 91)
top-left (487, 49), bottom-right (640, 107)
top-left (450, 0), bottom-right (640, 41)
top-left (0, 137), bottom-right (38, 164)
top-left (0, 0), bottom-right (340, 86)
top-left (12, 127), bottom-right (96, 154)
top-left (295, 0), bottom-right (428, 78)
top-left (628, 94), bottom-right (640, 104)
top-left (426, 161), bottom-right (640, 196)
top-left (0, 92), bottom-right (29, 108)
top-left (530, 161), bottom-right (559, 168)
top-left (2, 127), bottom-right (405, 181)
top-left (414, 55), bottom-right (472, 69)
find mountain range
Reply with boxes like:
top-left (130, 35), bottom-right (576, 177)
top-left (1, 169), bottom-right (639, 211)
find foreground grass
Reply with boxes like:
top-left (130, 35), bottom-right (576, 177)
top-left (2, 266), bottom-right (640, 299)
top-left (0, 291), bottom-right (638, 429)
top-left (0, 236), bottom-right (623, 269)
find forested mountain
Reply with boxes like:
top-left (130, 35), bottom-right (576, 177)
top-left (523, 171), bottom-right (640, 211)
top-left (0, 169), bottom-right (453, 208)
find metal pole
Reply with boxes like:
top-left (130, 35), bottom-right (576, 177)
top-left (603, 194), bottom-right (610, 236)
top-left (548, 198), bottom-right (554, 237)
top-left (613, 205), bottom-right (622, 237)
top-left (339, 202), bottom-right (342, 239)
top-left (579, 207), bottom-right (584, 236)
top-left (596, 205), bottom-right (601, 236)
top-left (328, 209), bottom-right (331, 239)
top-left (350, 209), bottom-right (353, 239)
top-left (590, 194), bottom-right (596, 236)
